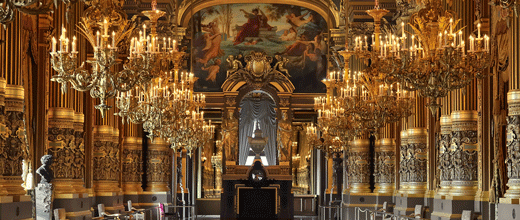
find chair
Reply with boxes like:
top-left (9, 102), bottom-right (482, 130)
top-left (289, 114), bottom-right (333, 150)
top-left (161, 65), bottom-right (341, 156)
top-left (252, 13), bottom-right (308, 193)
top-left (376, 202), bottom-right (392, 220)
top-left (462, 210), bottom-right (473, 220)
top-left (413, 205), bottom-right (423, 219)
top-left (97, 204), bottom-right (122, 219)
top-left (127, 200), bottom-right (145, 220)
top-left (53, 208), bottom-right (67, 220)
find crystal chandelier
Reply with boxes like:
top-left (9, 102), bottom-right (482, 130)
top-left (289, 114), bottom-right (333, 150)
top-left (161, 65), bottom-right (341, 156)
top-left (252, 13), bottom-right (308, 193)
top-left (353, 1), bottom-right (490, 114)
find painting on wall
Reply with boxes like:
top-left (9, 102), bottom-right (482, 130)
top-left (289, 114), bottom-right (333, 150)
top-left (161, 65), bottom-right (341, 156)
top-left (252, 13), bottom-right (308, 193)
top-left (190, 4), bottom-right (328, 93)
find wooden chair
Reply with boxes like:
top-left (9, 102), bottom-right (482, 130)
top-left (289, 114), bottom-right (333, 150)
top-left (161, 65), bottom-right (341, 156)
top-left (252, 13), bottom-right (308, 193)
top-left (53, 208), bottom-right (67, 220)
top-left (462, 210), bottom-right (473, 220)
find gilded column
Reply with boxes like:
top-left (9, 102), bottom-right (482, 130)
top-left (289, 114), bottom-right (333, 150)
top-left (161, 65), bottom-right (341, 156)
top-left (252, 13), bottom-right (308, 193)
top-left (0, 12), bottom-right (30, 197)
top-left (122, 123), bottom-right (142, 193)
top-left (346, 135), bottom-right (371, 193)
top-left (504, 91), bottom-right (520, 199)
top-left (402, 96), bottom-right (428, 195)
top-left (398, 126), bottom-right (408, 193)
top-left (145, 138), bottom-right (171, 192)
top-left (374, 124), bottom-right (396, 194)
top-left (437, 115), bottom-right (452, 196)
top-left (92, 100), bottom-right (120, 195)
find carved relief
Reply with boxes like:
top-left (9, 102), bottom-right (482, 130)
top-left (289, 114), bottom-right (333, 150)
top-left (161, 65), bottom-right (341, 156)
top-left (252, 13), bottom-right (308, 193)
top-left (147, 150), bottom-right (171, 183)
top-left (400, 143), bottom-right (427, 183)
top-left (450, 130), bottom-right (478, 181)
top-left (506, 115), bottom-right (520, 179)
top-left (2, 110), bottom-right (26, 176)
top-left (375, 151), bottom-right (395, 183)
top-left (346, 151), bottom-right (370, 184)
top-left (47, 128), bottom-right (84, 179)
top-left (222, 110), bottom-right (238, 161)
top-left (438, 131), bottom-right (452, 181)
top-left (122, 149), bottom-right (142, 183)
top-left (93, 140), bottom-right (120, 181)
top-left (277, 111), bottom-right (292, 162)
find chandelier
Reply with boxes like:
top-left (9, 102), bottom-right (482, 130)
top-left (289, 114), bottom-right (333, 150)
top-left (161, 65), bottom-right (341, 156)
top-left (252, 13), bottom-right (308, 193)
top-left (353, 1), bottom-right (490, 114)
top-left (50, 0), bottom-right (182, 117)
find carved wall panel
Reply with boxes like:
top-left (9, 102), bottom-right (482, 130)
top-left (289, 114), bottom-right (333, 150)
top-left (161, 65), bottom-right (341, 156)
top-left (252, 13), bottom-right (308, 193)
top-left (399, 130), bottom-right (408, 189)
top-left (122, 142), bottom-right (142, 183)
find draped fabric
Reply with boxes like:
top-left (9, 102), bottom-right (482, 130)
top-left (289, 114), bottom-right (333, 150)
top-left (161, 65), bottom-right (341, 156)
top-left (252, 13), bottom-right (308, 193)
top-left (238, 97), bottom-right (277, 165)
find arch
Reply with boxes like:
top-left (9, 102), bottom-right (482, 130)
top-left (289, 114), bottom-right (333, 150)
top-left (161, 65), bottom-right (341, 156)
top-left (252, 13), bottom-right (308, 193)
top-left (178, 0), bottom-right (339, 28)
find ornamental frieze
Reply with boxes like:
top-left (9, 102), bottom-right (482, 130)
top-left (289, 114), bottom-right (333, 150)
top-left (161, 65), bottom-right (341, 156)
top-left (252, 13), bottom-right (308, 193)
top-left (93, 141), bottom-right (120, 181)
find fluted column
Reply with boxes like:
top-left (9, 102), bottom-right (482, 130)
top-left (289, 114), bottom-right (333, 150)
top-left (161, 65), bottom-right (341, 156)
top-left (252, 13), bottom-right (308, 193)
top-left (374, 124), bottom-right (396, 194)
top-left (347, 135), bottom-right (371, 193)
top-left (437, 115), bottom-right (452, 196)
top-left (145, 138), bottom-right (171, 192)
top-left (122, 123), bottom-right (142, 193)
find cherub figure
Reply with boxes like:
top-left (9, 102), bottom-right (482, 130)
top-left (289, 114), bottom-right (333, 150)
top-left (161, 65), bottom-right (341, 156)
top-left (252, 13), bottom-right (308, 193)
top-left (274, 55), bottom-right (290, 77)
top-left (36, 155), bottom-right (54, 184)
top-left (226, 55), bottom-right (243, 77)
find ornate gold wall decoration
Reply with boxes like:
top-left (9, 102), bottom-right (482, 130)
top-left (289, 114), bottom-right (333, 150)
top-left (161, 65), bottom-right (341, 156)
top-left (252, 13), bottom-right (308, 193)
top-left (93, 125), bottom-right (120, 193)
top-left (277, 111), bottom-right (292, 162)
top-left (399, 129), bottom-right (408, 193)
top-left (122, 136), bottom-right (142, 193)
top-left (504, 90), bottom-right (520, 199)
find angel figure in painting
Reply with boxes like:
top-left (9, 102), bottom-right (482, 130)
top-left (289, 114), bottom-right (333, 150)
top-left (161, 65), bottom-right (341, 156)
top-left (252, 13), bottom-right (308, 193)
top-left (226, 55), bottom-right (243, 77)
top-left (274, 55), bottom-right (290, 77)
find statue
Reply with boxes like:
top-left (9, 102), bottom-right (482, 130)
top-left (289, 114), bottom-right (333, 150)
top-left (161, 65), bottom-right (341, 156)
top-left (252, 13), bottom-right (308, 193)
top-left (36, 155), bottom-right (54, 184)
top-left (226, 55), bottom-right (243, 77)
top-left (222, 110), bottom-right (238, 161)
top-left (274, 55), bottom-right (290, 77)
top-left (277, 111), bottom-right (292, 162)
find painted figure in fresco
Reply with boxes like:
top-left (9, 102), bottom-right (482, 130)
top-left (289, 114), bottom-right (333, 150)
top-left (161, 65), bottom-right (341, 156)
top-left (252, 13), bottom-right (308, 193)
top-left (233, 8), bottom-right (262, 45)
top-left (280, 28), bottom-right (297, 41)
top-left (286, 11), bottom-right (313, 29)
top-left (197, 19), bottom-right (224, 65)
top-left (203, 59), bottom-right (222, 82)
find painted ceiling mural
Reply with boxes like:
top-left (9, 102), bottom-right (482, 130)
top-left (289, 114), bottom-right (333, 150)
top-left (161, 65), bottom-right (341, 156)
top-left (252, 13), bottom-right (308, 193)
top-left (190, 3), bottom-right (328, 93)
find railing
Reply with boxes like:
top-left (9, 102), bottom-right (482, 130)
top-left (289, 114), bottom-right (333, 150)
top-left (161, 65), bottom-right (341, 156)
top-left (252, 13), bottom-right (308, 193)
top-left (318, 205), bottom-right (341, 220)
top-left (354, 207), bottom-right (421, 220)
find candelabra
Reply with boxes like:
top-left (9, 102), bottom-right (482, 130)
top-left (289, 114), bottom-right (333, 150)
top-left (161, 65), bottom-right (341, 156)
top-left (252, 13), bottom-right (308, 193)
top-left (352, 2), bottom-right (491, 114)
top-left (50, 0), bottom-right (183, 117)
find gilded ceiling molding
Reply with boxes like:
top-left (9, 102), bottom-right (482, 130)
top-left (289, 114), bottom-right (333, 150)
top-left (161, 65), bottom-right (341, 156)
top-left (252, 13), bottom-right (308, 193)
top-left (177, 0), bottom-right (340, 28)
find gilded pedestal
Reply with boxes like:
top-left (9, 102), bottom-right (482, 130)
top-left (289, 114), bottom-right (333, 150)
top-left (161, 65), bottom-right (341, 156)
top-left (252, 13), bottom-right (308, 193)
top-left (145, 138), bottom-right (171, 192)
top-left (398, 130), bottom-right (409, 194)
top-left (347, 139), bottom-right (370, 193)
top-left (438, 115), bottom-right (452, 196)
top-left (92, 125), bottom-right (120, 195)
top-left (504, 90), bottom-right (520, 200)
top-left (374, 138), bottom-right (396, 194)
top-left (122, 136), bottom-right (143, 193)
top-left (449, 111), bottom-right (478, 197)
top-left (401, 128), bottom-right (428, 195)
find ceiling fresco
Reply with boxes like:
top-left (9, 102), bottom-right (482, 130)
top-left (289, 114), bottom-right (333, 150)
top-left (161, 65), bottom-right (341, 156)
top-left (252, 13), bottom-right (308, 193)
top-left (189, 3), bottom-right (329, 93)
